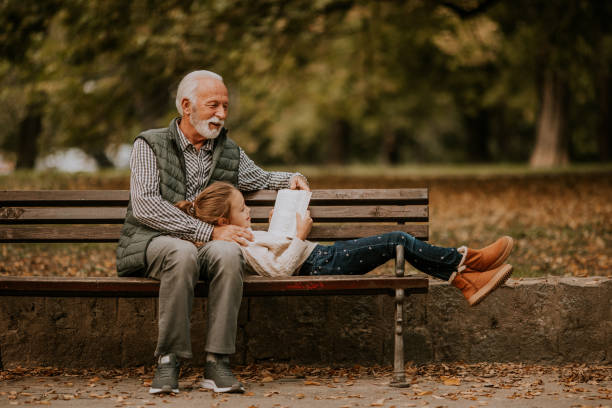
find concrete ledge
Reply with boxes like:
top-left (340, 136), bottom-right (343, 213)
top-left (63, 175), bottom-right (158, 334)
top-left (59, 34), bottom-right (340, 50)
top-left (0, 277), bottom-right (609, 368)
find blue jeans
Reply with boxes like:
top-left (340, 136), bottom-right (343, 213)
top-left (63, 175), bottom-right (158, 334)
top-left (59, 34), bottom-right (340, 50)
top-left (298, 231), bottom-right (461, 281)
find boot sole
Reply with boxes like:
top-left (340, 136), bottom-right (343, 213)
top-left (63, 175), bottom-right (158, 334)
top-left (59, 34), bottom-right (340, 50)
top-left (486, 236), bottom-right (514, 270)
top-left (149, 386), bottom-right (179, 394)
top-left (201, 379), bottom-right (245, 393)
top-left (468, 264), bottom-right (513, 306)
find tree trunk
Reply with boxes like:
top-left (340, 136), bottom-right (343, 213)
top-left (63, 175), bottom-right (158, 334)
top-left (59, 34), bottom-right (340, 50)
top-left (380, 128), bottom-right (402, 165)
top-left (529, 70), bottom-right (569, 167)
top-left (327, 119), bottom-right (351, 165)
top-left (91, 150), bottom-right (115, 169)
top-left (15, 95), bottom-right (46, 169)
top-left (597, 62), bottom-right (611, 162)
top-left (466, 109), bottom-right (491, 162)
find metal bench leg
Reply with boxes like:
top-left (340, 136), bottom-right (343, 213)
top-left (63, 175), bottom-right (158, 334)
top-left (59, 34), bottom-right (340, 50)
top-left (390, 244), bottom-right (410, 387)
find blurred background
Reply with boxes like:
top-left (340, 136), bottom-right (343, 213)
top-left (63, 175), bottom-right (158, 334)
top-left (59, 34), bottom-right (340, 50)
top-left (0, 0), bottom-right (610, 278)
top-left (1, 0), bottom-right (611, 169)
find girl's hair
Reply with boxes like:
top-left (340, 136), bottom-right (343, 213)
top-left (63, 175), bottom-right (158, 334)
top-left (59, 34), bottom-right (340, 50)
top-left (175, 182), bottom-right (238, 225)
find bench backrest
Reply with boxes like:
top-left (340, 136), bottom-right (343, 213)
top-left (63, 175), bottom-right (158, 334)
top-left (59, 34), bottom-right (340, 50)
top-left (0, 189), bottom-right (428, 243)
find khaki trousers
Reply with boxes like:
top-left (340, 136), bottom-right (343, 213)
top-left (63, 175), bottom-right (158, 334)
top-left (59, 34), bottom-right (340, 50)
top-left (145, 236), bottom-right (244, 359)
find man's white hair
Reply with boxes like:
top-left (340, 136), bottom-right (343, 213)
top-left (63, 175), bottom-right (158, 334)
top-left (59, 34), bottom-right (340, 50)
top-left (175, 70), bottom-right (224, 115)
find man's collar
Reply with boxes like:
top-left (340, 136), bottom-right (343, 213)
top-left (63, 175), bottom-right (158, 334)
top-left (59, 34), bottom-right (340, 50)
top-left (176, 120), bottom-right (215, 152)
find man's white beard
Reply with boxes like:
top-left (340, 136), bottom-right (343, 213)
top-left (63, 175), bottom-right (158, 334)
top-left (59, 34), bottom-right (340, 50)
top-left (190, 114), bottom-right (224, 139)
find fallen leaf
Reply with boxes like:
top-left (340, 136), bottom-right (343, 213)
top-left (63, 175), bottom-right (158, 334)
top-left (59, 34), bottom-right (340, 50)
top-left (442, 376), bottom-right (461, 386)
top-left (371, 398), bottom-right (386, 406)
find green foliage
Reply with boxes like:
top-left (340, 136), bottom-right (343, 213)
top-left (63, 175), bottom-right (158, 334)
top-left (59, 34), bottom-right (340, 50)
top-left (0, 0), bottom-right (610, 166)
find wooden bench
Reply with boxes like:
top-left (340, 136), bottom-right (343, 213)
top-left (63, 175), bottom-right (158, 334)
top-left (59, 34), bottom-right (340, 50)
top-left (0, 188), bottom-right (429, 387)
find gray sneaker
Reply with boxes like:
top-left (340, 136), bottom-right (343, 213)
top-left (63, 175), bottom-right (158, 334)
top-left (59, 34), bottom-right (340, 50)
top-left (149, 354), bottom-right (180, 394)
top-left (201, 360), bottom-right (245, 393)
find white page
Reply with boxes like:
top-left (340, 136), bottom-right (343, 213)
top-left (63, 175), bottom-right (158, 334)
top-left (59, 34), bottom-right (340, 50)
top-left (268, 189), bottom-right (312, 237)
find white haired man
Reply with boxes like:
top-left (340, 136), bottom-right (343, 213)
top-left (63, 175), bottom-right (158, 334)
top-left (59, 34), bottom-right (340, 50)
top-left (116, 70), bottom-right (309, 394)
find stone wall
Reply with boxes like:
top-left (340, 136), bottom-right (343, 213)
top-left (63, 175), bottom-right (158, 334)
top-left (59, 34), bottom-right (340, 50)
top-left (0, 277), bottom-right (609, 368)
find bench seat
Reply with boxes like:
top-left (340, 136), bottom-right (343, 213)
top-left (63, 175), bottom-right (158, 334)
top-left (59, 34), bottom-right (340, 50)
top-left (0, 275), bottom-right (428, 297)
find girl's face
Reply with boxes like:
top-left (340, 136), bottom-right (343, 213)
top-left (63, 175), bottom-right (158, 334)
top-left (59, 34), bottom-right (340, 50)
top-left (228, 190), bottom-right (251, 228)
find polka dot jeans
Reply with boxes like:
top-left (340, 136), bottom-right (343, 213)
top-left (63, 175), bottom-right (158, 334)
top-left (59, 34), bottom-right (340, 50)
top-left (297, 231), bottom-right (461, 281)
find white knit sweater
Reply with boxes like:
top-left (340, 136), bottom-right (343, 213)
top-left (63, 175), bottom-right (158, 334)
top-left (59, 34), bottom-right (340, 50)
top-left (240, 230), bottom-right (318, 277)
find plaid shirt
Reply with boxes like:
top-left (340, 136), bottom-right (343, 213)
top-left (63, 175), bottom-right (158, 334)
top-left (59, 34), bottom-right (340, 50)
top-left (130, 123), bottom-right (299, 242)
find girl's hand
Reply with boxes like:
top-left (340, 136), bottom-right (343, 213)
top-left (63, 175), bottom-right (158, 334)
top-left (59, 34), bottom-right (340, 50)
top-left (295, 211), bottom-right (313, 240)
top-left (268, 209), bottom-right (274, 223)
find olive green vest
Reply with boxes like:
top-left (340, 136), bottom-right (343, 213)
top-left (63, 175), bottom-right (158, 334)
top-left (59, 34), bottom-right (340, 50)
top-left (116, 117), bottom-right (240, 277)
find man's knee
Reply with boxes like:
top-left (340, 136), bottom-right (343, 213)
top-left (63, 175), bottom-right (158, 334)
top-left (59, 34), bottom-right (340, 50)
top-left (200, 241), bottom-right (244, 279)
top-left (147, 236), bottom-right (199, 280)
top-left (201, 240), bottom-right (242, 263)
top-left (168, 239), bottom-right (199, 266)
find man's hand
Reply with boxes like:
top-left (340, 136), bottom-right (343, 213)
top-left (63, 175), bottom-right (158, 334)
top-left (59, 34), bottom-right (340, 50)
top-left (289, 174), bottom-right (310, 191)
top-left (211, 225), bottom-right (254, 246)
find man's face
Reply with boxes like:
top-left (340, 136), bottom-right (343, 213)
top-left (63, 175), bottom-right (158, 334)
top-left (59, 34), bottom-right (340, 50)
top-left (188, 79), bottom-right (229, 139)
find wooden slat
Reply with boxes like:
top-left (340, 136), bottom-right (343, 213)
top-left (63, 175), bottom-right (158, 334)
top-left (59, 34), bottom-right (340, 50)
top-left (294, 224), bottom-right (428, 241)
top-left (0, 225), bottom-right (122, 242)
top-left (0, 189), bottom-right (428, 206)
top-left (0, 224), bottom-right (428, 242)
top-left (1, 205), bottom-right (427, 223)
top-left (250, 205), bottom-right (427, 222)
top-left (0, 207), bottom-right (127, 223)
top-left (244, 189), bottom-right (429, 205)
top-left (0, 190), bottom-right (129, 206)
top-left (0, 275), bottom-right (429, 297)
top-left (243, 275), bottom-right (428, 296)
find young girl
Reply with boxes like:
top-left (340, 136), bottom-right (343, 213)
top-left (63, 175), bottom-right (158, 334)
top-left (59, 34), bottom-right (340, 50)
top-left (176, 182), bottom-right (514, 306)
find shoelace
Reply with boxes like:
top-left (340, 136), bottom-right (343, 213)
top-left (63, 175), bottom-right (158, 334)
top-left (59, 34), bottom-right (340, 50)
top-left (215, 362), bottom-right (236, 380)
top-left (157, 363), bottom-right (177, 381)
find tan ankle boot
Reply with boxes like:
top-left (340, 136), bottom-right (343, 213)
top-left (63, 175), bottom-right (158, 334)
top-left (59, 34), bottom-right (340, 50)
top-left (459, 236), bottom-right (514, 272)
top-left (450, 264), bottom-right (513, 306)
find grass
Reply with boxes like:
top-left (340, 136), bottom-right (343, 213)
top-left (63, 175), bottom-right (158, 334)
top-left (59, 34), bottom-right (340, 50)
top-left (1, 165), bottom-right (610, 279)
top-left (283, 162), bottom-right (612, 178)
top-left (1, 163), bottom-right (612, 189)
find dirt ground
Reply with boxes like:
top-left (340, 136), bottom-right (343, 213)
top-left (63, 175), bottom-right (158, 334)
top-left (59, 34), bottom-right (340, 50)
top-left (1, 363), bottom-right (611, 407)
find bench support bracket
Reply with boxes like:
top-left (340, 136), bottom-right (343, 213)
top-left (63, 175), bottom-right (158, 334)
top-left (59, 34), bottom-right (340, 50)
top-left (390, 244), bottom-right (410, 387)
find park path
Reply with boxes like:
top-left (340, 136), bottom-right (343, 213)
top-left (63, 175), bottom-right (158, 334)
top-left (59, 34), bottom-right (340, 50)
top-left (2, 363), bottom-right (611, 407)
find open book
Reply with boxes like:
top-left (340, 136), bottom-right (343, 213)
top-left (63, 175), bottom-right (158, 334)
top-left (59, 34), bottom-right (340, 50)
top-left (268, 189), bottom-right (312, 238)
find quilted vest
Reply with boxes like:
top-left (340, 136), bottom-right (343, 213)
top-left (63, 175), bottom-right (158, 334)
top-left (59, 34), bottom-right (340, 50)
top-left (116, 117), bottom-right (240, 276)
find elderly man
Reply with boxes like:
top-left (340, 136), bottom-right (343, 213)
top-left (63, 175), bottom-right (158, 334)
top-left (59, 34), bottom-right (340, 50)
top-left (116, 70), bottom-right (309, 394)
